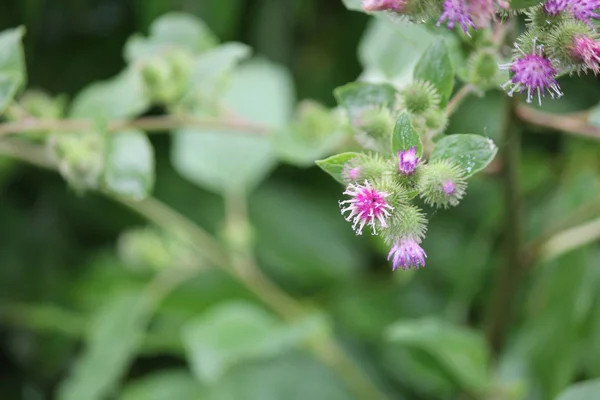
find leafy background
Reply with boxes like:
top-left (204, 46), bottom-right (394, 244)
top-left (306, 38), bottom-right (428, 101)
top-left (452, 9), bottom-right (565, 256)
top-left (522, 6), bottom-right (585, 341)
top-left (1, 1), bottom-right (600, 399)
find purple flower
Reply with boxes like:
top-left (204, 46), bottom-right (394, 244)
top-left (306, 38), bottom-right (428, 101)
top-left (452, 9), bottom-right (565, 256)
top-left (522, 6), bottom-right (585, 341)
top-left (467, 0), bottom-right (496, 28)
top-left (442, 180), bottom-right (456, 195)
top-left (571, 35), bottom-right (600, 74)
top-left (362, 0), bottom-right (406, 12)
top-left (388, 238), bottom-right (427, 270)
top-left (500, 39), bottom-right (562, 105)
top-left (339, 181), bottom-right (393, 235)
top-left (544, 0), bottom-right (569, 15)
top-left (398, 147), bottom-right (419, 176)
top-left (342, 165), bottom-right (362, 183)
top-left (569, 0), bottom-right (600, 23)
top-left (437, 0), bottom-right (475, 35)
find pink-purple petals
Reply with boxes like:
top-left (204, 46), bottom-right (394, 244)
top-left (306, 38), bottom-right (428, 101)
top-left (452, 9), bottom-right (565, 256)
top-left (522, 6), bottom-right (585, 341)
top-left (571, 35), bottom-right (600, 73)
top-left (362, 0), bottom-right (406, 12)
top-left (544, 0), bottom-right (600, 22)
top-left (500, 40), bottom-right (562, 105)
top-left (398, 147), bottom-right (419, 176)
top-left (388, 238), bottom-right (427, 270)
top-left (339, 181), bottom-right (393, 235)
top-left (544, 0), bottom-right (569, 15)
top-left (437, 0), bottom-right (476, 34)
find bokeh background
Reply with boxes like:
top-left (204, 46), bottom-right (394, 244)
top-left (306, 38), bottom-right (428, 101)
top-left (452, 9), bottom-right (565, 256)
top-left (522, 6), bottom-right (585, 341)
top-left (2, 1), bottom-right (600, 399)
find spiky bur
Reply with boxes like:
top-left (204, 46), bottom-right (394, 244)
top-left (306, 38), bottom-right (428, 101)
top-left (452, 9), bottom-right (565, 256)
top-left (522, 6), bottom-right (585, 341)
top-left (468, 49), bottom-right (501, 89)
top-left (526, 5), bottom-right (566, 36)
top-left (341, 154), bottom-right (389, 184)
top-left (353, 107), bottom-right (395, 153)
top-left (399, 80), bottom-right (440, 116)
top-left (546, 19), bottom-right (600, 74)
top-left (500, 38), bottom-right (563, 105)
top-left (381, 205), bottom-right (428, 270)
top-left (410, 108), bottom-right (449, 139)
top-left (419, 160), bottom-right (467, 208)
top-left (339, 180), bottom-right (395, 235)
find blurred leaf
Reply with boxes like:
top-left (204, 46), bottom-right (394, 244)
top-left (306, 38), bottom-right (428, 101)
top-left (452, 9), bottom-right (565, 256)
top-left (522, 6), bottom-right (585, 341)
top-left (447, 90), bottom-right (505, 142)
top-left (185, 42), bottom-right (251, 109)
top-left (251, 183), bottom-right (366, 288)
top-left (119, 370), bottom-right (206, 400)
top-left (342, 0), bottom-right (364, 11)
top-left (181, 301), bottom-right (325, 383)
top-left (413, 39), bottom-right (454, 105)
top-left (102, 130), bottom-right (155, 200)
top-left (391, 113), bottom-right (422, 156)
top-left (509, 0), bottom-right (540, 9)
top-left (125, 13), bottom-right (218, 62)
top-left (431, 134), bottom-right (497, 178)
top-left (555, 379), bottom-right (600, 400)
top-left (316, 152), bottom-right (363, 184)
top-left (70, 67), bottom-right (150, 120)
top-left (172, 58), bottom-right (294, 195)
top-left (359, 19), bottom-right (462, 87)
top-left (386, 318), bottom-right (491, 394)
top-left (334, 82), bottom-right (397, 122)
top-left (207, 353), bottom-right (352, 400)
top-left (275, 102), bottom-right (349, 167)
top-left (58, 291), bottom-right (149, 400)
top-left (0, 27), bottom-right (26, 113)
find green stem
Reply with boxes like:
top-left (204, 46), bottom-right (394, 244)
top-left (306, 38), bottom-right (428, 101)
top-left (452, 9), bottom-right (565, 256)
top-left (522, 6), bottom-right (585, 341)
top-left (485, 96), bottom-right (524, 354)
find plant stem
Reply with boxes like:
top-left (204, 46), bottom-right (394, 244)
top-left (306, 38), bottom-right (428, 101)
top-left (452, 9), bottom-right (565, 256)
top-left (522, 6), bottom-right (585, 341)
top-left (516, 105), bottom-right (600, 139)
top-left (485, 96), bottom-right (524, 354)
top-left (223, 193), bottom-right (385, 400)
top-left (446, 84), bottom-right (477, 116)
top-left (0, 114), bottom-right (271, 136)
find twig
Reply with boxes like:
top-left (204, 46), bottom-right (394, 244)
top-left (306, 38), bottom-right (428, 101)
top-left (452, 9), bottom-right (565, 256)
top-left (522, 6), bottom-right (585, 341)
top-left (486, 96), bottom-right (524, 354)
top-left (0, 114), bottom-right (271, 136)
top-left (446, 84), bottom-right (477, 116)
top-left (516, 105), bottom-right (600, 139)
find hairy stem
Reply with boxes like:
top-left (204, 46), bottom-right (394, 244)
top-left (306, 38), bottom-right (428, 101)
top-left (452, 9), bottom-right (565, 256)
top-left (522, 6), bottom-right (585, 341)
top-left (0, 114), bottom-right (271, 136)
top-left (446, 84), bottom-right (477, 116)
top-left (516, 105), bottom-right (600, 139)
top-left (485, 96), bottom-right (524, 353)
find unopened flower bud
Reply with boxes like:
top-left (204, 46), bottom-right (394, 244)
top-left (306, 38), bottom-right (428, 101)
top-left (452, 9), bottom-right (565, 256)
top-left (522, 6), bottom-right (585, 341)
top-left (419, 160), bottom-right (467, 208)
top-left (547, 19), bottom-right (600, 74)
top-left (397, 147), bottom-right (419, 176)
top-left (468, 49), bottom-right (501, 89)
top-left (399, 80), bottom-right (440, 116)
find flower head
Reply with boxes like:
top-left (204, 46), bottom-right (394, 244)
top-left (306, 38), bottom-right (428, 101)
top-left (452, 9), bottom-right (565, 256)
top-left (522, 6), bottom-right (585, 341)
top-left (571, 35), bottom-right (600, 73)
top-left (544, 0), bottom-right (569, 15)
top-left (437, 0), bottom-right (475, 34)
top-left (468, 0), bottom-right (496, 28)
top-left (342, 165), bottom-right (362, 183)
top-left (500, 39), bottom-right (562, 105)
top-left (569, 0), bottom-right (600, 23)
top-left (442, 180), bottom-right (456, 195)
top-left (362, 0), bottom-right (406, 12)
top-left (388, 238), bottom-right (427, 270)
top-left (398, 147), bottom-right (419, 176)
top-left (339, 181), bottom-right (394, 235)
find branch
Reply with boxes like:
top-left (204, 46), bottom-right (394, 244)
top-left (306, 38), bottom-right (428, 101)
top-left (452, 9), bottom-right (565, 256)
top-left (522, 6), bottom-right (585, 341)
top-left (537, 217), bottom-right (600, 262)
top-left (446, 84), bottom-right (477, 116)
top-left (515, 105), bottom-right (600, 139)
top-left (0, 114), bottom-right (271, 136)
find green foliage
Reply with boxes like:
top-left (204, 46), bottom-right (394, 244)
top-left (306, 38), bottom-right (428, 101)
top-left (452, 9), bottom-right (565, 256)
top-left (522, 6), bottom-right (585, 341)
top-left (316, 152), bottom-right (364, 184)
top-left (413, 40), bottom-right (454, 106)
top-left (555, 379), bottom-right (600, 400)
top-left (391, 113), bottom-right (422, 156)
top-left (0, 27), bottom-right (25, 113)
top-left (430, 134), bottom-right (498, 178)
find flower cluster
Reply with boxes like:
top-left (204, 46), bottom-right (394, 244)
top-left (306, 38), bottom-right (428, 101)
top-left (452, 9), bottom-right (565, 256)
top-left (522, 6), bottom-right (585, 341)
top-left (337, 146), bottom-right (467, 271)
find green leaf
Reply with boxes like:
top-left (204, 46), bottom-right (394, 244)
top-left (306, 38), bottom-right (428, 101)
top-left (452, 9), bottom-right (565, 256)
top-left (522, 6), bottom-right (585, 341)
top-left (315, 152), bottom-right (363, 184)
top-left (431, 134), bottom-right (497, 178)
top-left (172, 58), bottom-right (294, 195)
top-left (119, 370), bottom-right (206, 400)
top-left (391, 113), bottom-right (422, 156)
top-left (341, 0), bottom-right (364, 11)
top-left (124, 12), bottom-right (218, 62)
top-left (70, 67), bottom-right (150, 120)
top-left (181, 301), bottom-right (322, 383)
top-left (509, 0), bottom-right (540, 9)
top-left (555, 379), bottom-right (600, 400)
top-left (334, 82), bottom-right (397, 121)
top-left (386, 318), bottom-right (491, 394)
top-left (414, 39), bottom-right (454, 105)
top-left (102, 130), bottom-right (155, 200)
top-left (0, 27), bottom-right (26, 113)
top-left (58, 291), bottom-right (150, 400)
top-left (184, 42), bottom-right (251, 109)
top-left (275, 101), bottom-right (349, 167)
top-left (207, 353), bottom-right (352, 400)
